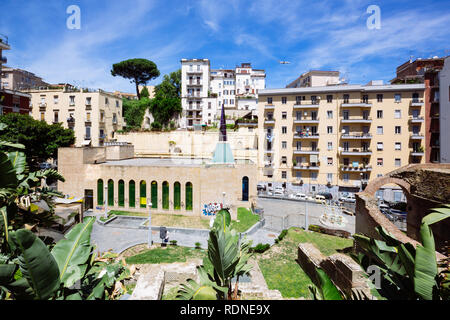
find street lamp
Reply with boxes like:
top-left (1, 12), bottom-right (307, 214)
top-left (147, 198), bottom-right (152, 248)
top-left (304, 197), bottom-right (308, 231)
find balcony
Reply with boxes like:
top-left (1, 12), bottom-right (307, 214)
top-left (341, 148), bottom-right (372, 156)
top-left (409, 116), bottom-right (424, 123)
top-left (293, 164), bottom-right (320, 170)
top-left (341, 100), bottom-right (372, 108)
top-left (410, 133), bottom-right (425, 139)
top-left (264, 118), bottom-right (275, 125)
top-left (341, 133), bottom-right (372, 139)
top-left (340, 164), bottom-right (372, 172)
top-left (411, 149), bottom-right (424, 156)
top-left (341, 116), bottom-right (372, 124)
top-left (187, 105), bottom-right (202, 111)
top-left (187, 81), bottom-right (202, 86)
top-left (84, 135), bottom-right (91, 140)
top-left (294, 118), bottom-right (320, 124)
top-left (293, 101), bottom-right (319, 109)
top-left (293, 132), bottom-right (319, 139)
top-left (264, 149), bottom-right (274, 155)
top-left (293, 148), bottom-right (320, 155)
top-left (264, 104), bottom-right (275, 110)
top-left (99, 133), bottom-right (106, 139)
top-left (410, 99), bottom-right (424, 107)
top-left (186, 69), bottom-right (203, 74)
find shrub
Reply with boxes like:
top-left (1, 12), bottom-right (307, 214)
top-left (195, 242), bottom-right (201, 249)
top-left (251, 243), bottom-right (270, 253)
top-left (308, 225), bottom-right (321, 233)
top-left (277, 229), bottom-right (288, 241)
top-left (151, 121), bottom-right (162, 131)
top-left (170, 240), bottom-right (178, 246)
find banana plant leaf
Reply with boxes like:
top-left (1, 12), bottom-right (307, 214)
top-left (51, 217), bottom-right (95, 288)
top-left (7, 151), bottom-right (27, 177)
top-left (176, 278), bottom-right (218, 300)
top-left (9, 229), bottom-right (60, 300)
top-left (310, 268), bottom-right (343, 300)
top-left (0, 153), bottom-right (18, 190)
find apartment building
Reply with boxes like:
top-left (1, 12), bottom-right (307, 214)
top-left (286, 70), bottom-right (342, 88)
top-left (180, 59), bottom-right (265, 128)
top-left (391, 57), bottom-right (446, 163)
top-left (440, 57), bottom-right (450, 163)
top-left (257, 82), bottom-right (426, 197)
top-left (1, 66), bottom-right (48, 90)
top-left (0, 34), bottom-right (32, 115)
top-left (27, 86), bottom-right (125, 147)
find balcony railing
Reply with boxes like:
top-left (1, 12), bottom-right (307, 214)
top-left (293, 101), bottom-right (320, 108)
top-left (187, 81), bottom-right (202, 86)
top-left (410, 99), bottom-right (424, 107)
top-left (341, 148), bottom-right (372, 155)
top-left (294, 118), bottom-right (319, 124)
top-left (264, 118), bottom-right (275, 125)
top-left (293, 164), bottom-right (320, 170)
top-left (341, 100), bottom-right (372, 107)
top-left (410, 133), bottom-right (424, 139)
top-left (341, 116), bottom-right (372, 123)
top-left (340, 165), bottom-right (372, 172)
top-left (409, 116), bottom-right (424, 123)
top-left (294, 132), bottom-right (319, 139)
top-left (264, 104), bottom-right (275, 110)
top-left (293, 148), bottom-right (320, 154)
top-left (341, 133), bottom-right (372, 139)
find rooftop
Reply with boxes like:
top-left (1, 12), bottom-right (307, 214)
top-left (100, 157), bottom-right (253, 167)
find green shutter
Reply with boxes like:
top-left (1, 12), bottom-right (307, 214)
top-left (174, 182), bottom-right (181, 210)
top-left (108, 180), bottom-right (114, 206)
top-left (97, 179), bottom-right (103, 206)
top-left (186, 182), bottom-right (193, 211)
top-left (140, 181), bottom-right (146, 208)
top-left (129, 180), bottom-right (135, 208)
top-left (118, 180), bottom-right (125, 207)
top-left (162, 182), bottom-right (169, 209)
top-left (151, 181), bottom-right (158, 209)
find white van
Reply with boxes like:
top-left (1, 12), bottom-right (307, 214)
top-left (295, 193), bottom-right (306, 200)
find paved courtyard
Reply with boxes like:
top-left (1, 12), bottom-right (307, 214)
top-left (89, 197), bottom-right (355, 254)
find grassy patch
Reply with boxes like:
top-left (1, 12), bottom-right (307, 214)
top-left (162, 286), bottom-right (180, 300)
top-left (125, 245), bottom-right (206, 265)
top-left (230, 208), bottom-right (260, 233)
top-left (256, 228), bottom-right (353, 299)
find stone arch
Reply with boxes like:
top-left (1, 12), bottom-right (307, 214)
top-left (364, 176), bottom-right (411, 197)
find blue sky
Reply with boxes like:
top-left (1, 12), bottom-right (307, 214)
top-left (1, 0), bottom-right (449, 93)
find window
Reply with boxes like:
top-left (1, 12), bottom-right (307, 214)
top-left (54, 111), bottom-right (59, 123)
top-left (118, 180), bottom-right (125, 207)
top-left (296, 171), bottom-right (302, 179)
top-left (295, 96), bottom-right (303, 104)
top-left (327, 95), bottom-right (333, 103)
top-left (327, 157), bottom-right (333, 165)
top-left (208, 102), bottom-right (211, 109)
top-left (377, 142), bottom-right (384, 151)
top-left (54, 95), bottom-right (59, 104)
top-left (162, 181), bottom-right (169, 209)
top-left (281, 97), bottom-right (287, 104)
top-left (377, 110), bottom-right (383, 119)
top-left (174, 182), bottom-right (181, 210)
top-left (97, 179), bottom-right (104, 206)
top-left (105, 97), bottom-right (109, 105)
top-left (69, 96), bottom-right (75, 105)
top-left (139, 181), bottom-right (146, 208)
top-left (311, 172), bottom-right (317, 180)
top-left (394, 93), bottom-right (401, 103)
top-left (311, 96), bottom-right (318, 104)
top-left (40, 112), bottom-right (45, 121)
top-left (327, 110), bottom-right (333, 119)
top-left (282, 126), bottom-right (287, 134)
top-left (327, 126), bottom-right (333, 134)
top-left (395, 158), bottom-right (401, 167)
top-left (377, 158), bottom-right (383, 166)
top-left (116, 100), bottom-right (119, 108)
top-left (108, 179), bottom-right (114, 206)
top-left (377, 126), bottom-right (383, 134)
top-left (327, 142), bottom-right (333, 151)
top-left (281, 156), bottom-right (287, 164)
top-left (151, 181), bottom-right (157, 209)
top-left (343, 173), bottom-right (349, 182)
top-left (242, 177), bottom-right (249, 201)
top-left (86, 112), bottom-right (91, 122)
top-left (129, 180), bottom-right (135, 208)
top-left (282, 141), bottom-right (287, 149)
top-left (395, 126), bottom-right (401, 134)
top-left (185, 182), bottom-right (193, 211)
top-left (395, 142), bottom-right (401, 150)
top-left (362, 94), bottom-right (369, 103)
top-left (327, 173), bottom-right (333, 182)
top-left (281, 171), bottom-right (287, 179)
top-left (394, 110), bottom-right (401, 119)
top-left (267, 97), bottom-right (272, 104)
top-left (282, 112), bottom-right (287, 119)
top-left (343, 94), bottom-right (349, 103)
top-left (377, 94), bottom-right (383, 102)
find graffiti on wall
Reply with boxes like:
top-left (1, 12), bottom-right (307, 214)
top-left (202, 203), bottom-right (223, 216)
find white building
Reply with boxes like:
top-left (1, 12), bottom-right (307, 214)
top-left (180, 59), bottom-right (265, 128)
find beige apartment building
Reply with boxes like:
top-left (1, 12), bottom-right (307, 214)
top-left (27, 86), bottom-right (125, 147)
top-left (257, 82), bottom-right (426, 198)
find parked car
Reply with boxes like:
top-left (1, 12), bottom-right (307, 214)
top-left (294, 193), bottom-right (307, 200)
top-left (344, 194), bottom-right (356, 203)
top-left (317, 192), bottom-right (333, 200)
top-left (257, 183), bottom-right (266, 191)
top-left (39, 162), bottom-right (52, 170)
top-left (274, 190), bottom-right (284, 196)
top-left (338, 192), bottom-right (349, 202)
top-left (315, 195), bottom-right (326, 204)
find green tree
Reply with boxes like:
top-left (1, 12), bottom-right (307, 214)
top-left (122, 97), bottom-right (151, 129)
top-left (111, 59), bottom-right (160, 99)
top-left (0, 113), bottom-right (74, 169)
top-left (154, 69), bottom-right (181, 98)
top-left (140, 86), bottom-right (150, 99)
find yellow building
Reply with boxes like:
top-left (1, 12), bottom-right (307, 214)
top-left (27, 86), bottom-right (125, 147)
top-left (257, 82), bottom-right (426, 197)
